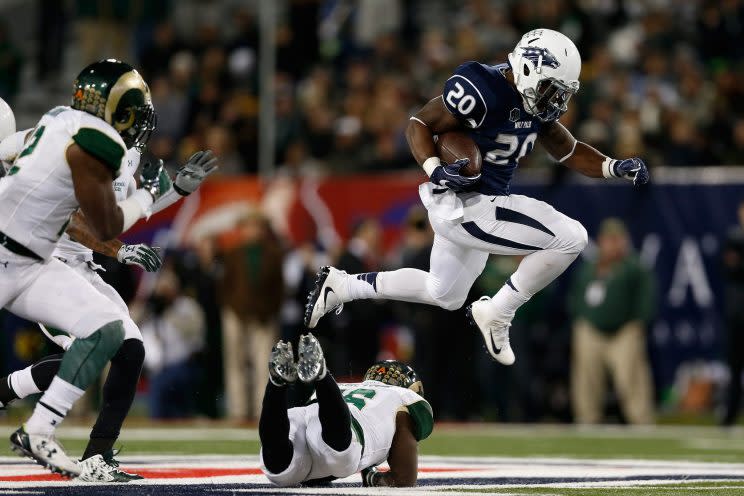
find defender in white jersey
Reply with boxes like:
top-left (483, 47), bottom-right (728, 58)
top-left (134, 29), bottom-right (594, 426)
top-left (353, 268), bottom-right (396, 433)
top-left (0, 59), bottom-right (169, 477)
top-left (0, 116), bottom-right (216, 480)
top-left (260, 334), bottom-right (432, 487)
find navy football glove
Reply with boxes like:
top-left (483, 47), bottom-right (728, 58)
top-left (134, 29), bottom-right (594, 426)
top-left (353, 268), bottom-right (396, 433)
top-left (429, 158), bottom-right (481, 193)
top-left (609, 157), bottom-right (649, 185)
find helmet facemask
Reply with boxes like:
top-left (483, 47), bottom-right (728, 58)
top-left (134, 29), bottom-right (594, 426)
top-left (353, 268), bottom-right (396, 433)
top-left (522, 77), bottom-right (578, 122)
top-left (115, 103), bottom-right (157, 151)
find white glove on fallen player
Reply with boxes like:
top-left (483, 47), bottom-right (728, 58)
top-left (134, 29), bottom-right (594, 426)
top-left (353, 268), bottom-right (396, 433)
top-left (117, 244), bottom-right (163, 272)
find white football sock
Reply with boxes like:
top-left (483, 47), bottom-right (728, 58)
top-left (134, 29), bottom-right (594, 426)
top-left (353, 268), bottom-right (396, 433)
top-left (25, 377), bottom-right (84, 435)
top-left (9, 365), bottom-right (40, 399)
top-left (371, 268), bottom-right (437, 304)
top-left (491, 249), bottom-right (580, 322)
top-left (345, 271), bottom-right (381, 300)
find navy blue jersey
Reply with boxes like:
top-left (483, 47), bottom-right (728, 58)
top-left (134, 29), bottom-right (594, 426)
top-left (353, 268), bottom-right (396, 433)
top-left (442, 62), bottom-right (542, 195)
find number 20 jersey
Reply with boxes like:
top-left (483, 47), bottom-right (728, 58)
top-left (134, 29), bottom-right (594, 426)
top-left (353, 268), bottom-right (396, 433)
top-left (442, 61), bottom-right (542, 196)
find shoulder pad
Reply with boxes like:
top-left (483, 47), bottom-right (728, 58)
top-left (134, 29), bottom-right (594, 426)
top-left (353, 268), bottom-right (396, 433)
top-left (443, 62), bottom-right (492, 128)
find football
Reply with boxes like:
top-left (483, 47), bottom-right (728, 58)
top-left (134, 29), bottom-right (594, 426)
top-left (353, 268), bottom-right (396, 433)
top-left (435, 131), bottom-right (482, 177)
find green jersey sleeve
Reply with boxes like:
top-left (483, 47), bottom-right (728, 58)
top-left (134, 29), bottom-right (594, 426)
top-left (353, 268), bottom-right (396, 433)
top-left (406, 399), bottom-right (434, 441)
top-left (73, 112), bottom-right (126, 177)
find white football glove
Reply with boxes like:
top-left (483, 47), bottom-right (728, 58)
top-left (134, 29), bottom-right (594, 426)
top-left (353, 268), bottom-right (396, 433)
top-left (117, 244), bottom-right (163, 272)
top-left (174, 150), bottom-right (218, 196)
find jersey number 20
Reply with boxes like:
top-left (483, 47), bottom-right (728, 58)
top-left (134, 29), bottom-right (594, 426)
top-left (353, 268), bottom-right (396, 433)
top-left (445, 82), bottom-right (477, 115)
top-left (485, 132), bottom-right (537, 165)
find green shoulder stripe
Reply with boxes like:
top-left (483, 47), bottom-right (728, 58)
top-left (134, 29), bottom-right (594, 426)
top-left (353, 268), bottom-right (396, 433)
top-left (73, 127), bottom-right (124, 175)
top-left (406, 400), bottom-right (434, 441)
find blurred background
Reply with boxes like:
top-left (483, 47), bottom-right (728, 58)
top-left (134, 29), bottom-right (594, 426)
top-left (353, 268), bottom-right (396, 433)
top-left (0, 0), bottom-right (743, 426)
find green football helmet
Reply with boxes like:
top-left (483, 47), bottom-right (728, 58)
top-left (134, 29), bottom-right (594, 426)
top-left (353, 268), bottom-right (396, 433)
top-left (71, 59), bottom-right (156, 151)
top-left (363, 360), bottom-right (424, 397)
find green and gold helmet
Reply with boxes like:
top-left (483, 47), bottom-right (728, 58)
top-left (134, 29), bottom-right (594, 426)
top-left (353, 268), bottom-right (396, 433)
top-left (363, 360), bottom-right (424, 397)
top-left (71, 59), bottom-right (156, 151)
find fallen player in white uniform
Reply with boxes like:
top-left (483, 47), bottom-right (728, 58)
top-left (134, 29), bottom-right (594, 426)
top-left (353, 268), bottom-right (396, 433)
top-left (260, 334), bottom-right (433, 487)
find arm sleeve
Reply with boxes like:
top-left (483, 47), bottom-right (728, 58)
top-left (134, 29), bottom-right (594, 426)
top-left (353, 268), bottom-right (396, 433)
top-left (72, 127), bottom-right (125, 177)
top-left (74, 113), bottom-right (127, 177)
top-left (404, 399), bottom-right (434, 441)
top-left (442, 62), bottom-right (489, 129)
top-left (151, 187), bottom-right (182, 214)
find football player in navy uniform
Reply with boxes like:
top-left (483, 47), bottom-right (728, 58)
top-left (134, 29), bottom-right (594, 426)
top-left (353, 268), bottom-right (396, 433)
top-left (305, 29), bottom-right (648, 365)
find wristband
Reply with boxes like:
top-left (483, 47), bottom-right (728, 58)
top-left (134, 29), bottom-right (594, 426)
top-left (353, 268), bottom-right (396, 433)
top-left (118, 189), bottom-right (153, 232)
top-left (602, 157), bottom-right (616, 178)
top-left (422, 156), bottom-right (441, 177)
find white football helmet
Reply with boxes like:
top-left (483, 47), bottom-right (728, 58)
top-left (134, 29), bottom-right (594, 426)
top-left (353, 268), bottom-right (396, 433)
top-left (507, 29), bottom-right (581, 122)
top-left (0, 97), bottom-right (15, 141)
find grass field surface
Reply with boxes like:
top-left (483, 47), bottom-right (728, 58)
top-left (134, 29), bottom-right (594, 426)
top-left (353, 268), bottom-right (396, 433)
top-left (0, 423), bottom-right (742, 495)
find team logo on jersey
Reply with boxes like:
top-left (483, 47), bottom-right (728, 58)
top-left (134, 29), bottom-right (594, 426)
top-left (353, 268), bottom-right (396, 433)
top-left (509, 108), bottom-right (521, 122)
top-left (519, 46), bottom-right (561, 69)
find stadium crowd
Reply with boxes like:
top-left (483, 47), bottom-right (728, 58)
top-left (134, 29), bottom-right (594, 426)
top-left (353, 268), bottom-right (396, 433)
top-left (2, 0), bottom-right (744, 172)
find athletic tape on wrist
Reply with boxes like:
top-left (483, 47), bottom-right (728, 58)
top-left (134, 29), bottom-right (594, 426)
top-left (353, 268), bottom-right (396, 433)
top-left (602, 157), bottom-right (616, 178)
top-left (422, 156), bottom-right (441, 177)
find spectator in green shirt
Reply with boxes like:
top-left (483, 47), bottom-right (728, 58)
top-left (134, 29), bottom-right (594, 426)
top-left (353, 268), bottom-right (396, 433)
top-left (568, 218), bottom-right (656, 424)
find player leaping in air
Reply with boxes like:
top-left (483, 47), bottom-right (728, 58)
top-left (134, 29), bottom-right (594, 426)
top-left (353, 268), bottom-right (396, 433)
top-left (305, 29), bottom-right (648, 365)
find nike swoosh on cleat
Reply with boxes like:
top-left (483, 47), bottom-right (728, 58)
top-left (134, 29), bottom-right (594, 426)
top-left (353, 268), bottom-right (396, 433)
top-left (323, 286), bottom-right (335, 307)
top-left (489, 331), bottom-right (502, 354)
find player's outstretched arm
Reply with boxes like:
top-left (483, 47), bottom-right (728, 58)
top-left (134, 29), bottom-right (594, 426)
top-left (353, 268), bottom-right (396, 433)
top-left (65, 211), bottom-right (122, 257)
top-left (65, 211), bottom-right (163, 271)
top-left (538, 120), bottom-right (649, 185)
top-left (362, 412), bottom-right (418, 487)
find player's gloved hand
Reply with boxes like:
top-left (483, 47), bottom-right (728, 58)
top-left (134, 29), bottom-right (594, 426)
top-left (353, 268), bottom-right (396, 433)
top-left (174, 150), bottom-right (219, 196)
top-left (117, 244), bottom-right (163, 272)
top-left (361, 466), bottom-right (380, 487)
top-left (140, 159), bottom-right (173, 200)
top-left (607, 157), bottom-right (649, 185)
top-left (429, 158), bottom-right (481, 193)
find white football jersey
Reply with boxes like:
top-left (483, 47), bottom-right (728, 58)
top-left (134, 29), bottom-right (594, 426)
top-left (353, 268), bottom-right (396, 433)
top-left (336, 380), bottom-right (433, 470)
top-left (53, 148), bottom-right (140, 262)
top-left (0, 106), bottom-right (126, 260)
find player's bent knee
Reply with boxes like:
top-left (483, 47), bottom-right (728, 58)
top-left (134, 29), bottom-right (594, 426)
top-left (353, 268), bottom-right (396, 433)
top-left (557, 220), bottom-right (588, 254)
top-left (427, 289), bottom-right (466, 310)
top-left (122, 316), bottom-right (143, 342)
top-left (112, 338), bottom-right (145, 368)
top-left (425, 277), bottom-right (467, 311)
top-left (57, 320), bottom-right (125, 390)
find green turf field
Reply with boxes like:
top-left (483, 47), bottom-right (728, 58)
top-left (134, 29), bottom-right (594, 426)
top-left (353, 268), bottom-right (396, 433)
top-left (2, 423), bottom-right (741, 461)
top-left (1, 423), bottom-right (743, 495)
